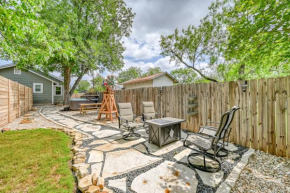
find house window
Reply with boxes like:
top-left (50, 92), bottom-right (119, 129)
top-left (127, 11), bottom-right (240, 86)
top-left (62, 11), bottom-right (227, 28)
top-left (54, 85), bottom-right (62, 96)
top-left (14, 68), bottom-right (21, 75)
top-left (33, 83), bottom-right (43, 93)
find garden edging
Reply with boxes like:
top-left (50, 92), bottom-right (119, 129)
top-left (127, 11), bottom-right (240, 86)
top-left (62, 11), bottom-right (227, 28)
top-left (39, 108), bottom-right (110, 193)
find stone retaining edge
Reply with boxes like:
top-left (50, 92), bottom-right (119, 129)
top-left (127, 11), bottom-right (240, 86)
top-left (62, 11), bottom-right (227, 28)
top-left (216, 148), bottom-right (255, 193)
top-left (39, 108), bottom-right (112, 193)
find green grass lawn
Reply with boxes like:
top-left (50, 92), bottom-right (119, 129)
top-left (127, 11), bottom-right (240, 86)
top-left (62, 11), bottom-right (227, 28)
top-left (0, 129), bottom-right (75, 193)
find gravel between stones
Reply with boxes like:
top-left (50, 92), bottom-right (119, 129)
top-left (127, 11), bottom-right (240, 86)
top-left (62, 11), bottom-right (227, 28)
top-left (0, 108), bottom-right (61, 130)
top-left (232, 150), bottom-right (290, 193)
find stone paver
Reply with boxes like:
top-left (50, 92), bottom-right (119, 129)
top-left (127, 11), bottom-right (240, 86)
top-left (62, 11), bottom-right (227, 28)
top-left (88, 150), bottom-right (103, 163)
top-left (94, 138), bottom-right (146, 152)
top-left (174, 148), bottom-right (194, 163)
top-left (92, 130), bottom-right (120, 138)
top-left (221, 142), bottom-right (238, 152)
top-left (88, 139), bottom-right (110, 146)
top-left (135, 128), bottom-right (148, 137)
top-left (40, 107), bottom-right (250, 193)
top-left (196, 169), bottom-right (224, 187)
top-left (144, 140), bottom-right (183, 156)
top-left (108, 177), bottom-right (127, 192)
top-left (134, 144), bottom-right (148, 154)
top-left (174, 147), bottom-right (222, 168)
top-left (102, 149), bottom-right (162, 178)
top-left (91, 163), bottom-right (103, 176)
top-left (76, 124), bottom-right (101, 132)
top-left (131, 160), bottom-right (198, 193)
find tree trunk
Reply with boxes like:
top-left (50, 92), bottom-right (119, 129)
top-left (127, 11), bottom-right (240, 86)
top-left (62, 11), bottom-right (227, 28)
top-left (238, 64), bottom-right (245, 80)
top-left (63, 66), bottom-right (71, 105)
top-left (69, 68), bottom-right (89, 96)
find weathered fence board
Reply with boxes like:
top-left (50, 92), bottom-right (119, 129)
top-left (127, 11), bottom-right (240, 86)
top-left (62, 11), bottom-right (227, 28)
top-left (267, 78), bottom-right (276, 155)
top-left (0, 75), bottom-right (33, 127)
top-left (115, 75), bottom-right (290, 157)
top-left (249, 80), bottom-right (258, 150)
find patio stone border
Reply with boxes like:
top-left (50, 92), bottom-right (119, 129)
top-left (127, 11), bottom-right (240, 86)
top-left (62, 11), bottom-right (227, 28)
top-left (57, 110), bottom-right (120, 129)
top-left (216, 148), bottom-right (255, 193)
top-left (39, 108), bottom-right (111, 192)
top-left (39, 108), bottom-right (93, 140)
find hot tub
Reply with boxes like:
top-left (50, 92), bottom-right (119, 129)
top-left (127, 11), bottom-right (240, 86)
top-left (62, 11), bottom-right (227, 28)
top-left (69, 95), bottom-right (100, 110)
top-left (69, 98), bottom-right (90, 110)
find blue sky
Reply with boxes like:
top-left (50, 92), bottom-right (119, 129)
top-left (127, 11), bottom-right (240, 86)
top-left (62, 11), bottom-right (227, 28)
top-left (0, 0), bottom-right (213, 83)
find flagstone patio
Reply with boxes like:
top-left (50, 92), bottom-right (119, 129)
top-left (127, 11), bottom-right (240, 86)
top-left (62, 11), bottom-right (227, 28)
top-left (41, 107), bottom-right (254, 193)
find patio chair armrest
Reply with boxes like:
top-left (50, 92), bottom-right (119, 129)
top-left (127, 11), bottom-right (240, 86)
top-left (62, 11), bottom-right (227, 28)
top-left (118, 116), bottom-right (129, 126)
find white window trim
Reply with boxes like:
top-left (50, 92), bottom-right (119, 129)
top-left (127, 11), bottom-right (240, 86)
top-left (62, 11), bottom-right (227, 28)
top-left (54, 85), bottom-right (63, 96)
top-left (14, 68), bottom-right (21, 75)
top-left (33, 83), bottom-right (43, 93)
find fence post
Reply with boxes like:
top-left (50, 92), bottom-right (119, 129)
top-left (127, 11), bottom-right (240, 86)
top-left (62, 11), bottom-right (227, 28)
top-left (18, 83), bottom-right (20, 117)
top-left (8, 79), bottom-right (10, 122)
top-left (27, 87), bottom-right (29, 111)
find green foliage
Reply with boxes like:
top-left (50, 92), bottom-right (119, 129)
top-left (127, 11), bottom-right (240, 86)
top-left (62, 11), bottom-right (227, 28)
top-left (0, 0), bottom-right (55, 67)
top-left (117, 66), bottom-right (142, 83)
top-left (160, 0), bottom-right (290, 82)
top-left (160, 12), bottom-right (222, 82)
top-left (0, 129), bottom-right (74, 192)
top-left (142, 67), bottom-right (162, 77)
top-left (91, 74), bottom-right (105, 92)
top-left (77, 80), bottom-right (90, 92)
top-left (170, 68), bottom-right (197, 84)
top-left (218, 0), bottom-right (290, 80)
top-left (0, 0), bottom-right (134, 103)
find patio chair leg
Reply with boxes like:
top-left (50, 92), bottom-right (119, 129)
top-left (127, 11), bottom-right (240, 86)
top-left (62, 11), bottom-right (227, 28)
top-left (187, 150), bottom-right (221, 173)
top-left (123, 127), bottom-right (141, 140)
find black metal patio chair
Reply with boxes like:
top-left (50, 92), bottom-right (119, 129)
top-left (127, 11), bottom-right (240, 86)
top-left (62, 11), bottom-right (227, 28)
top-left (183, 106), bottom-right (240, 172)
top-left (198, 106), bottom-right (240, 150)
top-left (142, 101), bottom-right (158, 133)
top-left (118, 103), bottom-right (143, 139)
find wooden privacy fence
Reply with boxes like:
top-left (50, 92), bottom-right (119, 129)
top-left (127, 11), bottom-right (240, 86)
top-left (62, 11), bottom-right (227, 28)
top-left (0, 75), bottom-right (33, 127)
top-left (71, 93), bottom-right (85, 99)
top-left (115, 76), bottom-right (290, 158)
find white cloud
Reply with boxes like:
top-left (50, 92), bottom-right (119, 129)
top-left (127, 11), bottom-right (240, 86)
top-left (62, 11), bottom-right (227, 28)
top-left (121, 0), bottom-right (213, 71)
top-left (122, 36), bottom-right (160, 60)
top-left (121, 56), bottom-right (183, 73)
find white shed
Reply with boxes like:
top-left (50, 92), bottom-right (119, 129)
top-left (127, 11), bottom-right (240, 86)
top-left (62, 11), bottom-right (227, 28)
top-left (122, 72), bottom-right (178, 90)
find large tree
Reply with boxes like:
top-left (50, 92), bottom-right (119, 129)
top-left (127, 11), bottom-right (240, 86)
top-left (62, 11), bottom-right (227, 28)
top-left (160, 11), bottom-right (224, 82)
top-left (161, 0), bottom-right (290, 82)
top-left (117, 66), bottom-right (142, 83)
top-left (0, 0), bottom-right (53, 63)
top-left (142, 67), bottom-right (163, 77)
top-left (170, 68), bottom-right (197, 84)
top-left (91, 74), bottom-right (105, 92)
top-left (0, 0), bottom-right (134, 104)
top-left (216, 0), bottom-right (290, 80)
top-left (76, 80), bottom-right (90, 92)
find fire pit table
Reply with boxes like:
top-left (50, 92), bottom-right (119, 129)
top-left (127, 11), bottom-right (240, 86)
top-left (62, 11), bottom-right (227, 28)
top-left (145, 117), bottom-right (185, 147)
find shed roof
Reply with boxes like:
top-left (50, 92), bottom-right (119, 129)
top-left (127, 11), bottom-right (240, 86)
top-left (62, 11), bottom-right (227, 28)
top-left (121, 72), bottom-right (178, 85)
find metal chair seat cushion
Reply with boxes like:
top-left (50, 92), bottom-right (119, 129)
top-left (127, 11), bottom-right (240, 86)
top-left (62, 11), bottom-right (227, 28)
top-left (121, 122), bottom-right (143, 128)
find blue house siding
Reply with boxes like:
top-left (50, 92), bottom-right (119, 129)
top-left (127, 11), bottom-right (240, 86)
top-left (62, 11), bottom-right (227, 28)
top-left (0, 67), bottom-right (63, 104)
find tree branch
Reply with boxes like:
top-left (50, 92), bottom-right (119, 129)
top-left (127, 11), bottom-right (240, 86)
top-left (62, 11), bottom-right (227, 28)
top-left (172, 51), bottom-right (218, 82)
top-left (69, 67), bottom-right (89, 96)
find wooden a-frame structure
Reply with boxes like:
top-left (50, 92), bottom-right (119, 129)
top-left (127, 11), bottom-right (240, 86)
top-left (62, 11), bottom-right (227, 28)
top-left (97, 91), bottom-right (118, 121)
